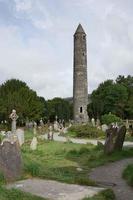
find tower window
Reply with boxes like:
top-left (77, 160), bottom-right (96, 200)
top-left (83, 35), bottom-right (85, 40)
top-left (80, 107), bottom-right (83, 113)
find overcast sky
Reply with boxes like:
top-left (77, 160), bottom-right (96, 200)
top-left (0, 0), bottom-right (133, 99)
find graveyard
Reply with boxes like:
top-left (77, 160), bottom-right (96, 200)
top-left (0, 42), bottom-right (132, 200)
top-left (0, 114), bottom-right (133, 200)
top-left (0, 1), bottom-right (133, 200)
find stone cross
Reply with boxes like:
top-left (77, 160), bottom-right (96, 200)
top-left (9, 109), bottom-right (18, 134)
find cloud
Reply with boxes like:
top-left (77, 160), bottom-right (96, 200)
top-left (14, 0), bottom-right (32, 12)
top-left (14, 0), bottom-right (54, 30)
top-left (0, 0), bottom-right (132, 99)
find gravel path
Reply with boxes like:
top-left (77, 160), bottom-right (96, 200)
top-left (89, 158), bottom-right (133, 200)
top-left (7, 179), bottom-right (104, 200)
top-left (43, 132), bottom-right (133, 147)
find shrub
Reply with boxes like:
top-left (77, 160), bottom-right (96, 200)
top-left (68, 124), bottom-right (104, 138)
top-left (101, 113), bottom-right (121, 125)
top-left (123, 164), bottom-right (133, 186)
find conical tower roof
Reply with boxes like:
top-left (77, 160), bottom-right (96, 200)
top-left (74, 24), bottom-right (86, 35)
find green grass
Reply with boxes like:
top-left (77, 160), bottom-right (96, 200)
top-left (1, 129), bottom-right (132, 199)
top-left (0, 186), bottom-right (46, 200)
top-left (125, 134), bottom-right (133, 142)
top-left (22, 140), bottom-right (96, 186)
top-left (83, 189), bottom-right (115, 200)
top-left (21, 131), bottom-right (133, 187)
top-left (123, 164), bottom-right (133, 186)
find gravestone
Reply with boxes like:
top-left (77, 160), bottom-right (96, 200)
top-left (125, 119), bottom-right (129, 129)
top-left (29, 121), bottom-right (33, 129)
top-left (16, 129), bottom-right (24, 146)
top-left (0, 141), bottom-right (22, 180)
top-left (40, 119), bottom-right (44, 127)
top-left (96, 118), bottom-right (100, 127)
top-left (114, 126), bottom-right (126, 151)
top-left (9, 109), bottom-right (18, 134)
top-left (63, 127), bottom-right (68, 134)
top-left (54, 121), bottom-right (59, 131)
top-left (91, 118), bottom-right (95, 127)
top-left (30, 137), bottom-right (38, 150)
top-left (48, 125), bottom-right (54, 140)
top-left (0, 131), bottom-right (6, 136)
top-left (33, 122), bottom-right (37, 135)
top-left (101, 124), bottom-right (108, 132)
top-left (104, 125), bottom-right (126, 154)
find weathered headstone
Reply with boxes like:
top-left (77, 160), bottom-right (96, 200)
top-left (96, 118), bottom-right (100, 127)
top-left (63, 127), bottom-right (68, 134)
top-left (29, 121), bottom-right (33, 129)
top-left (40, 119), bottom-right (44, 127)
top-left (48, 125), bottom-right (54, 140)
top-left (54, 121), bottom-right (59, 131)
top-left (30, 137), bottom-right (38, 150)
top-left (126, 119), bottom-right (129, 129)
top-left (114, 126), bottom-right (126, 151)
top-left (104, 125), bottom-right (126, 154)
top-left (16, 129), bottom-right (24, 146)
top-left (33, 121), bottom-right (37, 135)
top-left (0, 131), bottom-right (6, 136)
top-left (91, 118), bottom-right (95, 127)
top-left (9, 109), bottom-right (18, 134)
top-left (0, 141), bottom-right (22, 180)
top-left (101, 124), bottom-right (108, 132)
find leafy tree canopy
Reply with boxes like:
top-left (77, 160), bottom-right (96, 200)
top-left (88, 75), bottom-right (133, 119)
top-left (0, 79), bottom-right (44, 123)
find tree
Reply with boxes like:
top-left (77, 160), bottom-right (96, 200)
top-left (116, 75), bottom-right (133, 118)
top-left (47, 97), bottom-right (72, 122)
top-left (88, 77), bottom-right (129, 119)
top-left (0, 79), bottom-right (44, 123)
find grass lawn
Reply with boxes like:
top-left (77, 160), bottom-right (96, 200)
top-left (123, 164), bottom-right (133, 187)
top-left (0, 186), bottom-right (46, 200)
top-left (21, 131), bottom-right (133, 187)
top-left (0, 130), bottom-right (132, 199)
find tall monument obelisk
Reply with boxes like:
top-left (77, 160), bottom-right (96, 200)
top-left (73, 24), bottom-right (88, 123)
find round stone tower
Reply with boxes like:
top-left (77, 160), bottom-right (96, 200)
top-left (73, 24), bottom-right (88, 123)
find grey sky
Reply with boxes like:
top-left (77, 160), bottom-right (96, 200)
top-left (0, 0), bottom-right (132, 99)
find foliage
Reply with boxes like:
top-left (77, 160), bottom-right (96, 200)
top-left (0, 186), bottom-right (46, 200)
top-left (47, 97), bottom-right (73, 121)
top-left (68, 124), bottom-right (104, 138)
top-left (0, 79), bottom-right (73, 124)
top-left (123, 164), bottom-right (133, 187)
top-left (0, 79), bottom-right (44, 123)
top-left (101, 113), bottom-right (121, 125)
top-left (88, 75), bottom-right (133, 119)
top-left (83, 189), bottom-right (115, 200)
